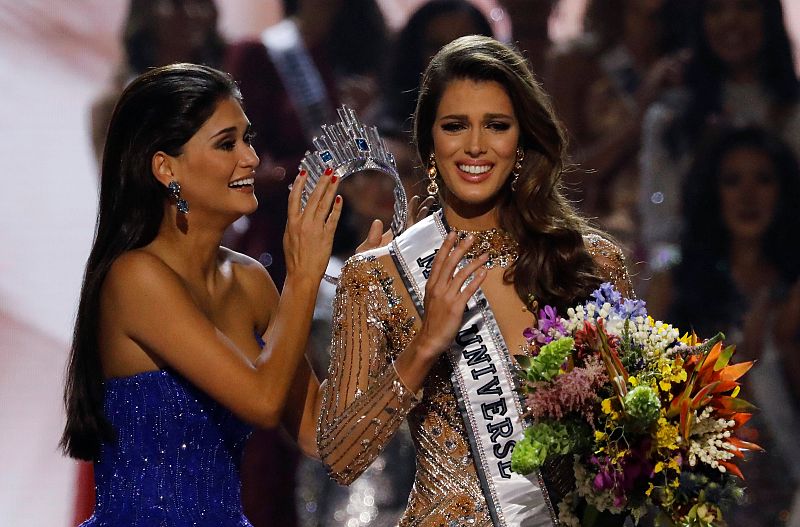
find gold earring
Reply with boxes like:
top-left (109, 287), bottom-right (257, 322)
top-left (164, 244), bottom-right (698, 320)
top-left (511, 148), bottom-right (524, 191)
top-left (427, 153), bottom-right (439, 197)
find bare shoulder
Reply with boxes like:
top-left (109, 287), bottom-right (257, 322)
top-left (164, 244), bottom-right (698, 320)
top-left (583, 233), bottom-right (634, 297)
top-left (219, 247), bottom-right (279, 320)
top-left (220, 247), bottom-right (274, 290)
top-left (105, 249), bottom-right (181, 295)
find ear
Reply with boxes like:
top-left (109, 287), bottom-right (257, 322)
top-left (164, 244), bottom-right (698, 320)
top-left (152, 151), bottom-right (175, 188)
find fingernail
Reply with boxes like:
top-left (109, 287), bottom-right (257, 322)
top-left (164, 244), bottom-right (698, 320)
top-left (335, 195), bottom-right (342, 203)
top-left (324, 167), bottom-right (333, 176)
top-left (331, 175), bottom-right (338, 183)
top-left (299, 169), bottom-right (306, 177)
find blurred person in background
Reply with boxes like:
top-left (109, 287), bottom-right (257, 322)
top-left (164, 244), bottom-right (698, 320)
top-left (499, 0), bottom-right (558, 79)
top-left (90, 0), bottom-right (225, 165)
top-left (545, 0), bottom-right (688, 262)
top-left (646, 126), bottom-right (800, 526)
top-left (224, 0), bottom-right (388, 284)
top-left (375, 0), bottom-right (493, 134)
top-left (639, 0), bottom-right (800, 277)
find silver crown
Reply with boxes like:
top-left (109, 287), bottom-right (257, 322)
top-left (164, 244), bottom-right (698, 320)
top-left (299, 106), bottom-right (408, 236)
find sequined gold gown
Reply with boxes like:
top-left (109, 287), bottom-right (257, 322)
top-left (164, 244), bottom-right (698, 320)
top-left (318, 234), bottom-right (633, 526)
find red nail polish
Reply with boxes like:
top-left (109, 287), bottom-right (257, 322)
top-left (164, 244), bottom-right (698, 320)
top-left (324, 167), bottom-right (333, 176)
top-left (331, 175), bottom-right (338, 183)
top-left (299, 169), bottom-right (306, 177)
top-left (335, 195), bottom-right (342, 203)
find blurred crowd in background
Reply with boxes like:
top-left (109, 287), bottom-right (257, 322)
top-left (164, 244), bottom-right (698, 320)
top-left (67, 0), bottom-right (800, 525)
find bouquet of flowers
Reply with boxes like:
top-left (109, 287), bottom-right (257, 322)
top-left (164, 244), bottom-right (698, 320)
top-left (511, 283), bottom-right (761, 526)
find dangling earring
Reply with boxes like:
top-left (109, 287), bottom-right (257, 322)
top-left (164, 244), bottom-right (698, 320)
top-left (168, 180), bottom-right (189, 214)
top-left (426, 153), bottom-right (439, 197)
top-left (511, 148), bottom-right (524, 191)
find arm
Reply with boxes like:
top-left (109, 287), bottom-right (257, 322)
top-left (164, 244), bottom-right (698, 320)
top-left (280, 358), bottom-right (323, 458)
top-left (315, 255), bottom-right (423, 484)
top-left (585, 234), bottom-right (635, 298)
top-left (318, 235), bottom-right (488, 484)
top-left (105, 173), bottom-right (340, 429)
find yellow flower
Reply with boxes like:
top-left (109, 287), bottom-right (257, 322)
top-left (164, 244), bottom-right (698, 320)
top-left (629, 376), bottom-right (639, 387)
top-left (655, 417), bottom-right (680, 450)
top-left (601, 398), bottom-right (613, 414)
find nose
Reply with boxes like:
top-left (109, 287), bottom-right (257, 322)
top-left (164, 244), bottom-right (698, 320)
top-left (466, 128), bottom-right (485, 157)
top-left (241, 145), bottom-right (260, 170)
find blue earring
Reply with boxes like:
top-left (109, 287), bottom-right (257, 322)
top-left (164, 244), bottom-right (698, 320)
top-left (168, 180), bottom-right (189, 214)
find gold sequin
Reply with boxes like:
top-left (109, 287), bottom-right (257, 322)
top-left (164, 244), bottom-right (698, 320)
top-left (452, 227), bottom-right (519, 269)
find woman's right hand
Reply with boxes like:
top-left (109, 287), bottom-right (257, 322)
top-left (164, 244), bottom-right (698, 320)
top-left (283, 171), bottom-right (342, 282)
top-left (415, 233), bottom-right (488, 359)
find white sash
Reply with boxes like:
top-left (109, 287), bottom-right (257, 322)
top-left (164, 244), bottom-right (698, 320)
top-left (261, 20), bottom-right (334, 141)
top-left (390, 212), bottom-right (557, 527)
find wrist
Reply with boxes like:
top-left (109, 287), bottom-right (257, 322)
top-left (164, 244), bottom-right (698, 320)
top-left (407, 333), bottom-right (444, 368)
top-left (282, 273), bottom-right (321, 295)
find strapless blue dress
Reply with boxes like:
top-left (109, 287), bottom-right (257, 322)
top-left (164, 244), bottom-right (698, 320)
top-left (80, 370), bottom-right (253, 526)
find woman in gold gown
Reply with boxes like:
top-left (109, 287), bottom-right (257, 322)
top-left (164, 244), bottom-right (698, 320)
top-left (317, 36), bottom-right (633, 526)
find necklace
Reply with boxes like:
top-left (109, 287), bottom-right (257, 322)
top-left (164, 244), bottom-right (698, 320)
top-left (452, 227), bottom-right (519, 269)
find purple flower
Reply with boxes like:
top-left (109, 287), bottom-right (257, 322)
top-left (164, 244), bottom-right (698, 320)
top-left (620, 298), bottom-right (647, 319)
top-left (591, 282), bottom-right (622, 309)
top-left (523, 327), bottom-right (535, 340)
top-left (538, 305), bottom-right (566, 337)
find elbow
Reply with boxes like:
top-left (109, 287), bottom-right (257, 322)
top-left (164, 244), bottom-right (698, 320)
top-left (322, 460), bottom-right (357, 486)
top-left (317, 439), bottom-right (359, 486)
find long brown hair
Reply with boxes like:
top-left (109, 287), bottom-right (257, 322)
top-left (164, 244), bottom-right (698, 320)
top-left (413, 35), bottom-right (602, 312)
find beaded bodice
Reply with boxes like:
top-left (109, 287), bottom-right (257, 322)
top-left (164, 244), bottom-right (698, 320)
top-left (318, 234), bottom-right (632, 526)
top-left (81, 370), bottom-right (253, 527)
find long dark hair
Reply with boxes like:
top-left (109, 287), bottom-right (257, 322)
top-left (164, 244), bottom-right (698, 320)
top-left (380, 0), bottom-right (493, 132)
top-left (671, 126), bottom-right (800, 333)
top-left (414, 35), bottom-right (602, 312)
top-left (61, 64), bottom-right (241, 460)
top-left (671, 0), bottom-right (799, 150)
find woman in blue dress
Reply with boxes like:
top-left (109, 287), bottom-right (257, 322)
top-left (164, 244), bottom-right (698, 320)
top-left (59, 63), bottom-right (344, 526)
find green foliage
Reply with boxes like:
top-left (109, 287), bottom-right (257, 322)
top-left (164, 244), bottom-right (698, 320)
top-left (525, 337), bottom-right (575, 382)
top-left (623, 385), bottom-right (661, 431)
top-left (511, 420), bottom-right (579, 475)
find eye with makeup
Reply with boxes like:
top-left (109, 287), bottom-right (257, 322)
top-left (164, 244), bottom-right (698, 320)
top-left (440, 121), bottom-right (467, 133)
top-left (486, 120), bottom-right (512, 132)
top-left (216, 128), bottom-right (256, 151)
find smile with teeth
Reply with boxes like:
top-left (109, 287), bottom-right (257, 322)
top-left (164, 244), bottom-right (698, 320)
top-left (457, 164), bottom-right (493, 174)
top-left (228, 177), bottom-right (254, 188)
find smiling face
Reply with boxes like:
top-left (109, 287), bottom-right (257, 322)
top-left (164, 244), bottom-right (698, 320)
top-left (164, 97), bottom-right (260, 220)
top-left (718, 145), bottom-right (779, 241)
top-left (432, 79), bottom-right (520, 219)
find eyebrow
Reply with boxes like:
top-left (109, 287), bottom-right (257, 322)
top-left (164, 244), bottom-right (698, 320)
top-left (210, 126), bottom-right (237, 140)
top-left (438, 113), bottom-right (514, 120)
top-left (209, 123), bottom-right (252, 140)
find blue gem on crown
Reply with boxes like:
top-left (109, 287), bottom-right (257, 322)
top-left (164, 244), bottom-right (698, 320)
top-left (298, 105), bottom-right (408, 240)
